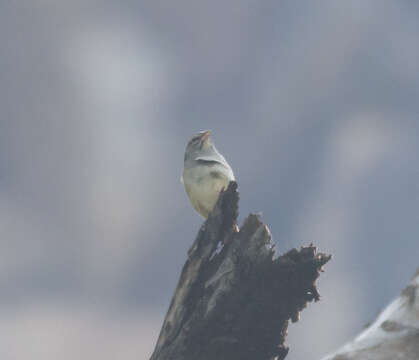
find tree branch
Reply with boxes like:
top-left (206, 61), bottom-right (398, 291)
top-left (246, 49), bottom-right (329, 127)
top-left (321, 268), bottom-right (419, 360)
top-left (150, 182), bottom-right (331, 360)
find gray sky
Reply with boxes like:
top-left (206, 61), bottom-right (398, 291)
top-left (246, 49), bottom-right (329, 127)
top-left (1, 2), bottom-right (419, 359)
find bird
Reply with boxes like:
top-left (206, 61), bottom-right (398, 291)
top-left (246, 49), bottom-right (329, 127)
top-left (182, 130), bottom-right (235, 218)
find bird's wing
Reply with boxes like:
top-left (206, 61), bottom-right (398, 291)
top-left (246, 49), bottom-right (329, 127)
top-left (195, 156), bottom-right (230, 169)
top-left (195, 155), bottom-right (235, 181)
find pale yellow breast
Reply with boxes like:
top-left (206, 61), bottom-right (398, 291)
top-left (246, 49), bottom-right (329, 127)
top-left (183, 164), bottom-right (232, 218)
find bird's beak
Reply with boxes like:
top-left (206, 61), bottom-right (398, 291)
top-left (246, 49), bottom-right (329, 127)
top-left (200, 130), bottom-right (211, 142)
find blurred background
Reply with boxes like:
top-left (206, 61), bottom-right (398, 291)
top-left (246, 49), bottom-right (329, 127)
top-left (1, 1), bottom-right (418, 359)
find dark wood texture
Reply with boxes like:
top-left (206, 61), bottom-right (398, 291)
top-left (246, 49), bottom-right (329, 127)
top-left (150, 182), bottom-right (331, 360)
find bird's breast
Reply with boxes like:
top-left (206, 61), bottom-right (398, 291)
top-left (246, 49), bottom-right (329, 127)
top-left (182, 163), bottom-right (234, 218)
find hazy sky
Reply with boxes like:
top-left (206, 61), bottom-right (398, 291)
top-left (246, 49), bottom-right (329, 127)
top-left (1, 2), bottom-right (419, 359)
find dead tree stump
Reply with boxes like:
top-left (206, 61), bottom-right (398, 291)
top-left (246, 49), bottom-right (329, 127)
top-left (150, 182), bottom-right (331, 360)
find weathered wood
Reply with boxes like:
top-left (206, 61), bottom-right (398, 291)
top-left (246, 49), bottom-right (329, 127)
top-left (321, 268), bottom-right (419, 360)
top-left (150, 182), bottom-right (331, 360)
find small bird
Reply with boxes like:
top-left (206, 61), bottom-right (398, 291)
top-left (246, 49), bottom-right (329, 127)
top-left (182, 130), bottom-right (235, 218)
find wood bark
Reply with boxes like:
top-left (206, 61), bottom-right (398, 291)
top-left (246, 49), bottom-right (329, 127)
top-left (321, 268), bottom-right (419, 360)
top-left (150, 182), bottom-right (331, 360)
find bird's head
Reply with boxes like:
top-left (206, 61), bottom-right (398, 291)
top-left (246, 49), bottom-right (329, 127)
top-left (184, 130), bottom-right (212, 161)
